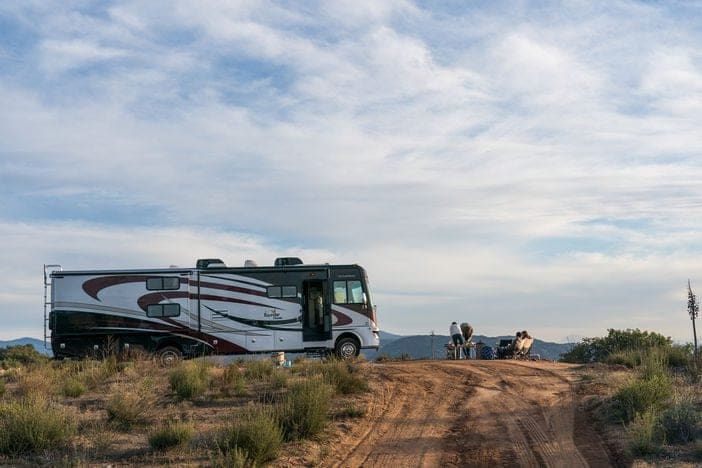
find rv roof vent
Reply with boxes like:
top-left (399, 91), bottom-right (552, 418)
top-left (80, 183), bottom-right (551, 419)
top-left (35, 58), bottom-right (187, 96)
top-left (244, 259), bottom-right (258, 267)
top-left (196, 258), bottom-right (226, 269)
top-left (274, 257), bottom-right (303, 267)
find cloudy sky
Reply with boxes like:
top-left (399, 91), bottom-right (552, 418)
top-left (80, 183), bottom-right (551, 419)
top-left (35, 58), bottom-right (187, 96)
top-left (1, 1), bottom-right (701, 343)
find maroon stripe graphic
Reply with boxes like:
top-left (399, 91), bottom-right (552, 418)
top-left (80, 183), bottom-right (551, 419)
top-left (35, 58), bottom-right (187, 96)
top-left (136, 292), bottom-right (281, 312)
top-left (332, 310), bottom-right (353, 326)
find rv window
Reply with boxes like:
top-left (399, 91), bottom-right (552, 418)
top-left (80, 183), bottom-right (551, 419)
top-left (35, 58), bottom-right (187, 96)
top-left (267, 286), bottom-right (282, 298)
top-left (333, 281), bottom-right (347, 304)
top-left (348, 280), bottom-right (364, 303)
top-left (146, 303), bottom-right (181, 318)
top-left (146, 277), bottom-right (180, 291)
top-left (282, 286), bottom-right (297, 297)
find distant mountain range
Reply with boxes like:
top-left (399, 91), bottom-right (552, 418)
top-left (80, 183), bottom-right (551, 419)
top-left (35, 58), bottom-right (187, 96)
top-left (0, 337), bottom-right (52, 356)
top-left (363, 331), bottom-right (572, 361)
top-left (1, 333), bottom-right (570, 361)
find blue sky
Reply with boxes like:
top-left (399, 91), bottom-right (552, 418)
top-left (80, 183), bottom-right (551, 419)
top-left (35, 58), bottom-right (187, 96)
top-left (1, 1), bottom-right (702, 343)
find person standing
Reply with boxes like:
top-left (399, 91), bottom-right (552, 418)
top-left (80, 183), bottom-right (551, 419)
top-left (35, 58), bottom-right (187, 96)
top-left (450, 322), bottom-right (464, 359)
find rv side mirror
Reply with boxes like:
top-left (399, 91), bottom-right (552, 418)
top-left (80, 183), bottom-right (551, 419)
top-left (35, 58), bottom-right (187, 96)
top-left (362, 292), bottom-right (368, 309)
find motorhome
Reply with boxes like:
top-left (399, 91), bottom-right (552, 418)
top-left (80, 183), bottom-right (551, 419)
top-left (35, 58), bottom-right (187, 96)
top-left (45, 257), bottom-right (380, 364)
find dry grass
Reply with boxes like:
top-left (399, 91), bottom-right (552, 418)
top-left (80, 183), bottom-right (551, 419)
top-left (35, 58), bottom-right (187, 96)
top-left (0, 356), bottom-right (373, 465)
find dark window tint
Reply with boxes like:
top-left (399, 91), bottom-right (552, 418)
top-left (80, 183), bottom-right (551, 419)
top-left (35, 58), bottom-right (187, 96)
top-left (147, 303), bottom-right (181, 318)
top-left (268, 285), bottom-right (297, 298)
top-left (146, 277), bottom-right (180, 291)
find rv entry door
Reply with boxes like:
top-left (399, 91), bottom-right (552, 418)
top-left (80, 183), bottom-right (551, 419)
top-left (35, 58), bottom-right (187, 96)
top-left (302, 279), bottom-right (331, 342)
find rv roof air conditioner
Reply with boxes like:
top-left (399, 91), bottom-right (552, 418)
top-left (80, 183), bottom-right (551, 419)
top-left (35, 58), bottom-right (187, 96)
top-left (244, 259), bottom-right (258, 267)
top-left (274, 257), bottom-right (303, 267)
top-left (196, 258), bottom-right (226, 269)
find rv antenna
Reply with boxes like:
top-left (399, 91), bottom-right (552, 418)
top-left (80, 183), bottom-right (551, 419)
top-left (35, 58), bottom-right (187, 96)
top-left (688, 280), bottom-right (699, 359)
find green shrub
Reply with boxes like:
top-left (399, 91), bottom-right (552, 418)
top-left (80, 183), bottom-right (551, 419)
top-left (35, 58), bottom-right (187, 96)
top-left (213, 446), bottom-right (250, 468)
top-left (16, 365), bottom-right (58, 397)
top-left (218, 407), bottom-right (283, 464)
top-left (627, 410), bottom-right (664, 455)
top-left (79, 358), bottom-right (120, 389)
top-left (612, 374), bottom-right (672, 422)
top-left (279, 377), bottom-right (333, 441)
top-left (264, 371), bottom-right (288, 390)
top-left (666, 345), bottom-right (692, 368)
top-left (0, 345), bottom-right (49, 367)
top-left (148, 421), bottom-right (194, 451)
top-left (243, 360), bottom-right (275, 380)
top-left (169, 361), bottom-right (210, 399)
top-left (62, 378), bottom-right (86, 398)
top-left (560, 329), bottom-right (673, 363)
top-left (0, 378), bottom-right (5, 397)
top-left (638, 348), bottom-right (669, 381)
top-left (335, 403), bottom-right (366, 419)
top-left (0, 396), bottom-right (76, 455)
top-left (106, 391), bottom-right (149, 429)
top-left (604, 350), bottom-right (640, 368)
top-left (219, 364), bottom-right (247, 397)
top-left (659, 396), bottom-right (699, 443)
top-left (320, 360), bottom-right (369, 395)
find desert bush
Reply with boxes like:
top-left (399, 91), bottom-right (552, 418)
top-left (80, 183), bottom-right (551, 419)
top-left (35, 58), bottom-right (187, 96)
top-left (0, 396), bottom-right (76, 455)
top-left (264, 370), bottom-right (288, 390)
top-left (217, 406), bottom-right (283, 464)
top-left (627, 410), bottom-right (664, 455)
top-left (666, 345), bottom-right (692, 368)
top-left (62, 378), bottom-right (86, 398)
top-left (16, 365), bottom-right (58, 397)
top-left (659, 395), bottom-right (699, 444)
top-left (79, 357), bottom-right (121, 389)
top-left (0, 345), bottom-right (48, 367)
top-left (169, 361), bottom-right (210, 399)
top-left (0, 378), bottom-right (5, 397)
top-left (243, 360), bottom-right (275, 380)
top-left (561, 329), bottom-right (672, 363)
top-left (638, 348), bottom-right (670, 381)
top-left (604, 350), bottom-right (640, 368)
top-left (612, 374), bottom-right (672, 422)
top-left (375, 354), bottom-right (392, 362)
top-left (278, 377), bottom-right (333, 441)
top-left (148, 421), bottom-right (194, 451)
top-left (106, 391), bottom-right (150, 429)
top-left (212, 446), bottom-right (251, 468)
top-left (320, 360), bottom-right (369, 395)
top-left (335, 403), bottom-right (366, 419)
top-left (219, 363), bottom-right (247, 397)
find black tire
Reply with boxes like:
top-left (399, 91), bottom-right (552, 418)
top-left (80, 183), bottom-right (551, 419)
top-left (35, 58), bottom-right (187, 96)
top-left (335, 336), bottom-right (360, 359)
top-left (156, 345), bottom-right (182, 366)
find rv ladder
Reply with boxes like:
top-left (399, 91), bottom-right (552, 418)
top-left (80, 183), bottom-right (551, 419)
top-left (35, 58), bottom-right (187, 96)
top-left (43, 264), bottom-right (62, 350)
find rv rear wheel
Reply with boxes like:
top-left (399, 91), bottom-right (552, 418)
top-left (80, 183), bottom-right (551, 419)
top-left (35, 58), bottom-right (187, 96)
top-left (335, 337), bottom-right (360, 359)
top-left (156, 346), bottom-right (182, 366)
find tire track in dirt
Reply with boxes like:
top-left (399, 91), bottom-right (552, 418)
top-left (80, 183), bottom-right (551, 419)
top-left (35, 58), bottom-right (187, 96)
top-left (442, 360), bottom-right (611, 467)
top-left (326, 361), bottom-right (460, 468)
top-left (323, 360), bottom-right (613, 468)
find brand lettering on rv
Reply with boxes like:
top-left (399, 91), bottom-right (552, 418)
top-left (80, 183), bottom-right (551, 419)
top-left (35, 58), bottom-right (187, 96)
top-left (264, 310), bottom-right (281, 319)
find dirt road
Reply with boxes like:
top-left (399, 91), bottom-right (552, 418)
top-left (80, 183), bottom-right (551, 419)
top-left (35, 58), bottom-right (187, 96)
top-left (323, 360), bottom-right (614, 467)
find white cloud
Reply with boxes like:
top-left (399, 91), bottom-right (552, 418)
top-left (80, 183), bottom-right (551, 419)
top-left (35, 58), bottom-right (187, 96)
top-left (1, 1), bottom-right (702, 343)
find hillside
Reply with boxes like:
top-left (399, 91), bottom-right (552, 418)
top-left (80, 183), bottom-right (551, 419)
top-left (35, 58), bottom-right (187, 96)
top-left (364, 333), bottom-right (571, 361)
top-left (0, 337), bottom-right (52, 356)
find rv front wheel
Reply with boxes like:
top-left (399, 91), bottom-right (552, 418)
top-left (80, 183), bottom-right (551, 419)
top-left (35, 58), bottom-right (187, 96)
top-left (156, 346), bottom-right (182, 366)
top-left (335, 337), bottom-right (360, 359)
